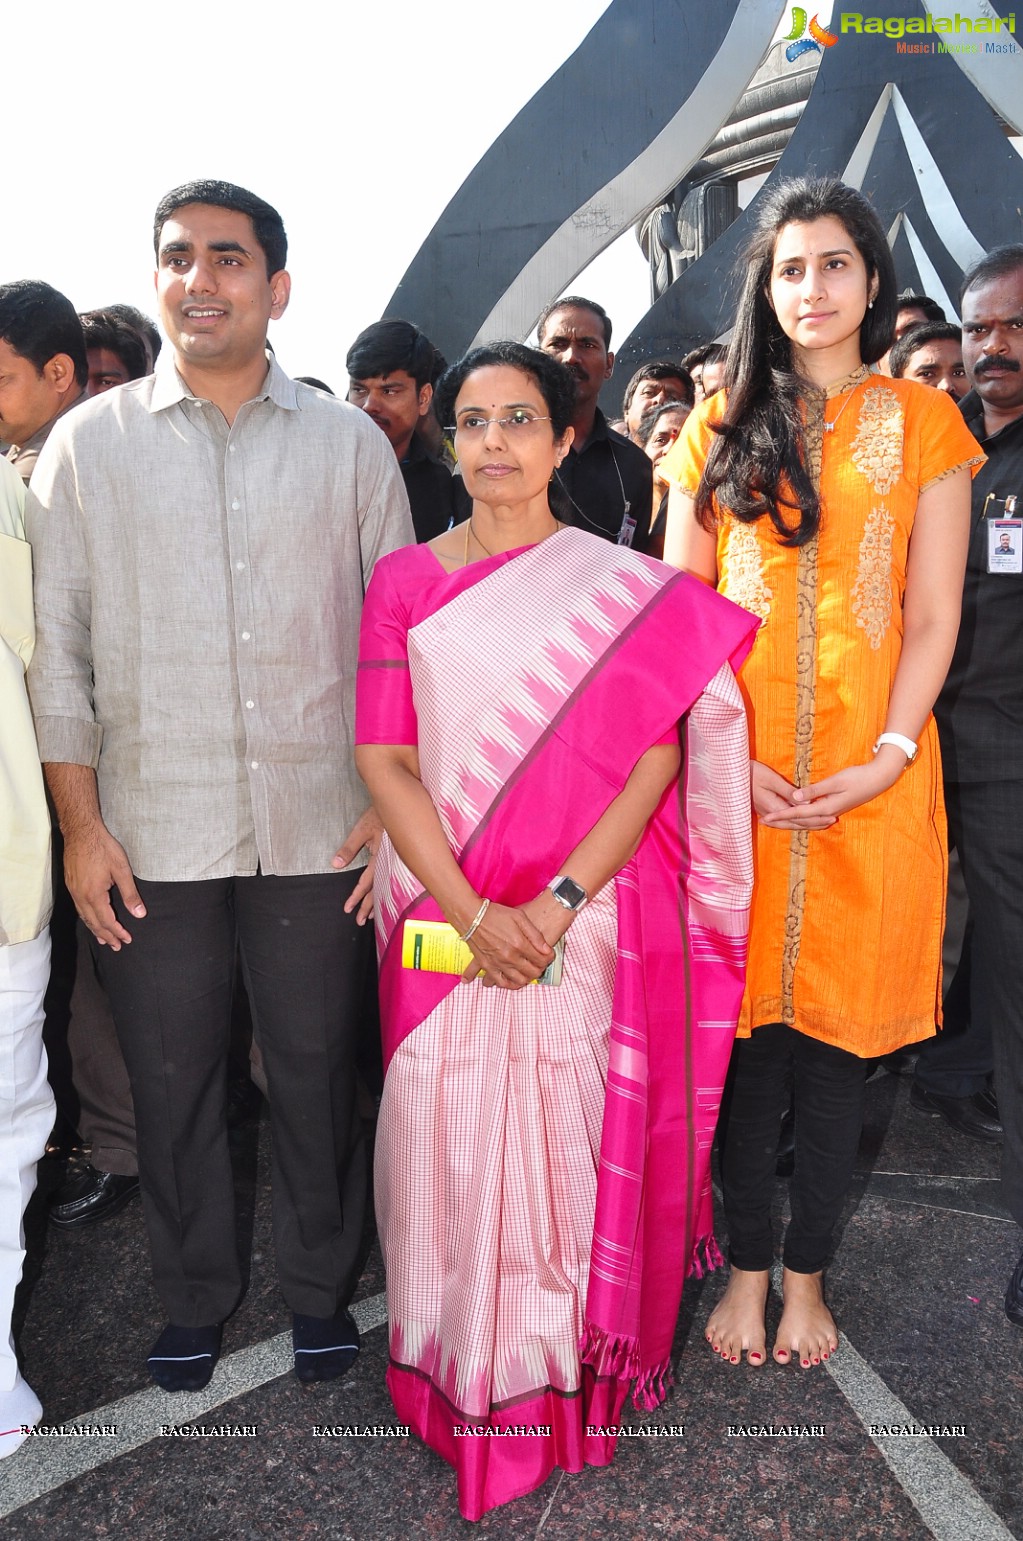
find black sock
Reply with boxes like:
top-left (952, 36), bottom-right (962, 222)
top-left (292, 1308), bottom-right (360, 1383)
top-left (147, 1323), bottom-right (222, 1392)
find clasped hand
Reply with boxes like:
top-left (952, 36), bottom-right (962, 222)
top-left (753, 757), bottom-right (902, 830)
top-left (461, 893), bottom-right (573, 990)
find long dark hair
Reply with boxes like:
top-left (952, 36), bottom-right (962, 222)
top-left (695, 177), bottom-right (896, 546)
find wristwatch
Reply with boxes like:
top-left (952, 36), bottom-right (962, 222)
top-left (872, 731), bottom-right (918, 763)
top-left (548, 875), bottom-right (588, 912)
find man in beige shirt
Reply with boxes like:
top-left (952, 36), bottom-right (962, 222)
top-left (0, 281), bottom-right (86, 483)
top-left (27, 179), bottom-right (414, 1392)
top-left (0, 453), bottom-right (55, 1454)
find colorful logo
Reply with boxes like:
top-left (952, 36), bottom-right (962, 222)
top-left (784, 7), bottom-right (839, 60)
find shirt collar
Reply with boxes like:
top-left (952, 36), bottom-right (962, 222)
top-left (7, 389), bottom-right (84, 457)
top-left (959, 387), bottom-right (1023, 447)
top-left (570, 407), bottom-right (609, 455)
top-left (148, 351), bottom-right (300, 415)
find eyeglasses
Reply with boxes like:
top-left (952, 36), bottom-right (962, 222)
top-left (445, 412), bottom-right (552, 436)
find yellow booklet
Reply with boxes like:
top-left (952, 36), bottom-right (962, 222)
top-left (401, 919), bottom-right (565, 986)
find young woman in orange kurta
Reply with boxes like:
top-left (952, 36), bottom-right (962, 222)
top-left (662, 178), bottom-right (982, 1371)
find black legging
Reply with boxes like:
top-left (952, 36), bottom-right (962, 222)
top-left (719, 1022), bottom-right (867, 1274)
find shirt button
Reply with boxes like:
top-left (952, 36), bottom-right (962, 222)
top-left (241, 631), bottom-right (251, 641)
top-left (250, 760), bottom-right (259, 769)
top-left (229, 444), bottom-right (237, 453)
top-left (245, 700), bottom-right (255, 710)
top-left (235, 560), bottom-right (245, 571)
top-left (231, 499), bottom-right (241, 511)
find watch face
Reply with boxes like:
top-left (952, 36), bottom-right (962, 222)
top-left (553, 877), bottom-right (586, 910)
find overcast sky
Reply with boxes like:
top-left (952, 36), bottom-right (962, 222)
top-left (4, 0), bottom-right (639, 388)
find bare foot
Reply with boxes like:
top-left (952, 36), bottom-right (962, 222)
top-left (705, 1266), bottom-right (769, 1366)
top-left (772, 1269), bottom-right (839, 1368)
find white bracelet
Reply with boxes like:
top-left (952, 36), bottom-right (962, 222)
top-left (872, 732), bottom-right (918, 763)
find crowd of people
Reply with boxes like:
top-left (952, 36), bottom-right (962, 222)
top-left (1, 171), bottom-right (1022, 1522)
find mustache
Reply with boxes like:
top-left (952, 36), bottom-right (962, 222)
top-left (974, 357), bottom-right (1021, 375)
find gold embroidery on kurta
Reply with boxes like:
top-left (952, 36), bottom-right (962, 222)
top-left (920, 456), bottom-right (984, 493)
top-left (851, 503), bottom-right (896, 650)
top-left (724, 521), bottom-right (772, 621)
top-left (780, 403), bottom-right (827, 1024)
top-left (846, 384), bottom-right (904, 653)
top-left (850, 386), bottom-right (904, 494)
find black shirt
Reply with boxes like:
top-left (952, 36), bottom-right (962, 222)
top-left (400, 436), bottom-right (456, 543)
top-left (553, 410), bottom-right (654, 550)
top-left (936, 390), bottom-right (1023, 782)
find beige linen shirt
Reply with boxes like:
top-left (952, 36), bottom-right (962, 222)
top-left (5, 391), bottom-right (85, 483)
top-left (0, 455), bottom-right (52, 942)
top-left (26, 356), bottom-right (414, 882)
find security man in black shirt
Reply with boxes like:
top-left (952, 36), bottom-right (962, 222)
top-left (536, 296), bottom-right (653, 551)
top-left (919, 246), bottom-right (1023, 1330)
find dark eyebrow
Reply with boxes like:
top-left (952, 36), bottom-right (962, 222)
top-left (208, 240), bottom-right (251, 257)
top-left (774, 246), bottom-right (853, 265)
top-left (158, 238), bottom-right (251, 260)
top-left (456, 401), bottom-right (539, 415)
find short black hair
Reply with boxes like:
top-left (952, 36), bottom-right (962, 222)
top-left (434, 341), bottom-right (577, 439)
top-left (636, 398), bottom-right (692, 448)
top-left (80, 309), bottom-right (148, 381)
top-left (105, 302), bottom-right (162, 364)
top-left (153, 180), bottom-right (287, 277)
top-left (622, 361), bottom-right (694, 414)
top-left (680, 342), bottom-right (728, 373)
top-left (295, 376), bottom-right (334, 394)
top-left (960, 244), bottom-right (1023, 302)
top-left (895, 290), bottom-right (946, 323)
top-left (536, 294), bottom-right (612, 349)
top-left (0, 279), bottom-right (88, 388)
top-left (346, 319), bottom-right (444, 392)
top-left (888, 321), bottom-right (962, 378)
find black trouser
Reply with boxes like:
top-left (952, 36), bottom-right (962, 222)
top-left (97, 871), bottom-right (371, 1325)
top-left (720, 1022), bottom-right (867, 1275)
top-left (942, 780), bottom-right (1023, 1228)
top-left (914, 920), bottom-right (990, 1097)
top-left (43, 829), bottom-right (137, 1170)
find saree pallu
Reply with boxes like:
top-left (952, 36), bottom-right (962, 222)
top-left (357, 529), bottom-right (757, 1519)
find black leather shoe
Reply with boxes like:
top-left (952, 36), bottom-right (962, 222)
top-left (880, 1047), bottom-right (921, 1077)
top-left (48, 1160), bottom-right (140, 1229)
top-left (909, 1083), bottom-right (1003, 1143)
top-left (975, 1086), bottom-right (1000, 1121)
top-left (1006, 1251), bottom-right (1023, 1327)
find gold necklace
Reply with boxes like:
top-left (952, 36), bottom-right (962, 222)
top-left (462, 517), bottom-right (562, 567)
top-left (467, 518), bottom-right (494, 557)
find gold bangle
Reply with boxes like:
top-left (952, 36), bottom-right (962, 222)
top-left (460, 898), bottom-right (490, 943)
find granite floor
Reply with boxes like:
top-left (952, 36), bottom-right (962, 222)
top-left (1, 1069), bottom-right (1019, 1541)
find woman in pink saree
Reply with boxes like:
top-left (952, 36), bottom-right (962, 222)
top-left (355, 343), bottom-right (758, 1521)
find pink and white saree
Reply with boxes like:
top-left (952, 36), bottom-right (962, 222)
top-left (356, 529), bottom-right (757, 1520)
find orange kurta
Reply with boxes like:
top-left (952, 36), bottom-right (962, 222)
top-left (663, 369), bottom-right (984, 1056)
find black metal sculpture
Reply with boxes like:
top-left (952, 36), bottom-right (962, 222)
top-left (386, 0), bottom-right (1023, 390)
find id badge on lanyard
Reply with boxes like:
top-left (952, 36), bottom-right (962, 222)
top-left (616, 502), bottom-right (636, 548)
top-left (983, 493), bottom-right (1023, 574)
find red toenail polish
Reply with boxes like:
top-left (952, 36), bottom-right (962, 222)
top-left (813, 1357), bottom-right (820, 1364)
top-left (802, 1359), bottom-right (810, 1367)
